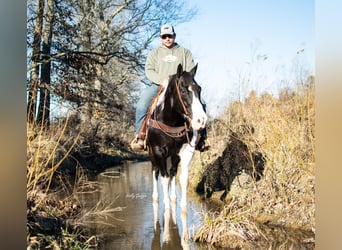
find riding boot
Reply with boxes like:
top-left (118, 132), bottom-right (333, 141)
top-left (137, 117), bottom-right (147, 141)
top-left (130, 117), bottom-right (147, 152)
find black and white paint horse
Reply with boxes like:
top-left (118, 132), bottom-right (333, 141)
top-left (146, 64), bottom-right (207, 212)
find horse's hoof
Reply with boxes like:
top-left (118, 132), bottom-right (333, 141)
top-left (181, 231), bottom-right (190, 249)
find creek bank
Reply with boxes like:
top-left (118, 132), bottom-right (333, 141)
top-left (194, 192), bottom-right (315, 249)
top-left (27, 147), bottom-right (146, 249)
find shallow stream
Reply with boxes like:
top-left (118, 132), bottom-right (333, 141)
top-left (77, 161), bottom-right (220, 249)
top-left (77, 161), bottom-right (314, 249)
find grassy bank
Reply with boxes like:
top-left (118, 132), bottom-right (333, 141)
top-left (190, 78), bottom-right (315, 248)
top-left (26, 114), bottom-right (139, 249)
top-left (27, 116), bottom-right (93, 249)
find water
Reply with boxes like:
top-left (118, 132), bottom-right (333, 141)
top-left (77, 161), bottom-right (314, 249)
top-left (78, 161), bottom-right (217, 250)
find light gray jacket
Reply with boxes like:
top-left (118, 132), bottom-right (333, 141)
top-left (145, 43), bottom-right (195, 85)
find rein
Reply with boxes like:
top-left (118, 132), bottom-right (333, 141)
top-left (175, 79), bottom-right (191, 124)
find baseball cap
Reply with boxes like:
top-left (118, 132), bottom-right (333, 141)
top-left (160, 24), bottom-right (175, 36)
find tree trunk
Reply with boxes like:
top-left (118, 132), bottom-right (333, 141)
top-left (37, 0), bottom-right (54, 127)
top-left (27, 0), bottom-right (44, 124)
top-left (79, 0), bottom-right (95, 123)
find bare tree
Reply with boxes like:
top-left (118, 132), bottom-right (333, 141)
top-left (36, 0), bottom-right (54, 126)
top-left (27, 0), bottom-right (196, 127)
top-left (27, 0), bottom-right (44, 124)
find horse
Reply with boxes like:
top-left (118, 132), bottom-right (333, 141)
top-left (146, 63), bottom-right (207, 213)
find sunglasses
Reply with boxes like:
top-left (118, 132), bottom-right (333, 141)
top-left (161, 34), bottom-right (174, 39)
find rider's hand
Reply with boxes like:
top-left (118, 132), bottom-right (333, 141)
top-left (157, 85), bottom-right (164, 93)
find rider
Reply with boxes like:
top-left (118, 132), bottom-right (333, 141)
top-left (130, 24), bottom-right (208, 152)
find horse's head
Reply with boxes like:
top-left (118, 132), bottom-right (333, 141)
top-left (174, 64), bottom-right (207, 131)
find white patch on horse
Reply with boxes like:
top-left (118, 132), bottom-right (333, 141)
top-left (189, 86), bottom-right (207, 130)
top-left (152, 170), bottom-right (158, 201)
top-left (161, 175), bottom-right (171, 209)
top-left (162, 208), bottom-right (171, 242)
top-left (156, 78), bottom-right (170, 110)
top-left (152, 200), bottom-right (158, 230)
top-left (170, 176), bottom-right (176, 202)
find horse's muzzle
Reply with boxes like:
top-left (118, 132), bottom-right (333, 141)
top-left (191, 114), bottom-right (207, 131)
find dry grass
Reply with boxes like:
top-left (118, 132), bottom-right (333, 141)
top-left (26, 103), bottom-right (141, 248)
top-left (191, 78), bottom-right (315, 248)
top-left (26, 112), bottom-right (132, 249)
top-left (194, 199), bottom-right (264, 248)
top-left (27, 116), bottom-right (95, 249)
top-left (27, 115), bottom-right (80, 193)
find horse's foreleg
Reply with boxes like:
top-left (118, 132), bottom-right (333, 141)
top-left (170, 177), bottom-right (176, 202)
top-left (179, 163), bottom-right (189, 209)
top-left (179, 148), bottom-right (195, 208)
top-left (181, 208), bottom-right (190, 248)
top-left (179, 132), bottom-right (197, 209)
top-left (171, 199), bottom-right (177, 224)
top-left (152, 170), bottom-right (158, 202)
top-left (161, 175), bottom-right (170, 210)
top-left (153, 198), bottom-right (158, 230)
top-left (162, 206), bottom-right (171, 243)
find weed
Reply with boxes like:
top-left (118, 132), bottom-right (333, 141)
top-left (191, 79), bottom-right (315, 248)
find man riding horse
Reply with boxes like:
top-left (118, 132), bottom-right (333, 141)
top-left (130, 24), bottom-right (208, 152)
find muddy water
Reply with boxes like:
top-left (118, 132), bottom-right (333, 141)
top-left (78, 161), bottom-right (218, 250)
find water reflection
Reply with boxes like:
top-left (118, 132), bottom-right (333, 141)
top-left (78, 161), bottom-right (211, 250)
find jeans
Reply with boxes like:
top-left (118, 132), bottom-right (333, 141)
top-left (135, 84), bottom-right (159, 134)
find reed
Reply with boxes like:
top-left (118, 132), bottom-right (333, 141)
top-left (26, 115), bottom-right (94, 249)
top-left (191, 78), bottom-right (315, 248)
top-left (194, 199), bottom-right (264, 248)
top-left (27, 115), bottom-right (80, 193)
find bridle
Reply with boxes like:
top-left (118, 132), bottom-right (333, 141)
top-left (175, 78), bottom-right (192, 125)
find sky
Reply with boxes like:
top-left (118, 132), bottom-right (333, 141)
top-left (154, 0), bottom-right (315, 118)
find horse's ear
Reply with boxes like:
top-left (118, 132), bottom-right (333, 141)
top-left (177, 64), bottom-right (183, 78)
top-left (190, 63), bottom-right (198, 77)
